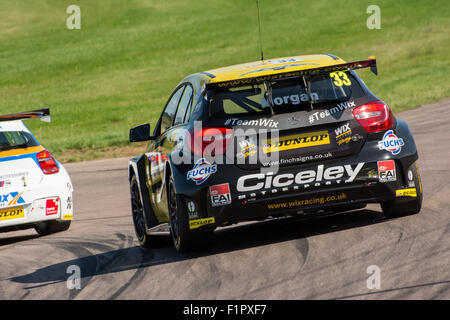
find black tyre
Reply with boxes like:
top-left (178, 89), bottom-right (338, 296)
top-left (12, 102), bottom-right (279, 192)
top-left (34, 220), bottom-right (71, 235)
top-left (168, 175), bottom-right (213, 252)
top-left (130, 175), bottom-right (168, 249)
top-left (381, 162), bottom-right (423, 218)
top-left (130, 175), bottom-right (153, 248)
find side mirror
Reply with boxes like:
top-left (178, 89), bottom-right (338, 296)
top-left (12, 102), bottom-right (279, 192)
top-left (129, 123), bottom-right (154, 142)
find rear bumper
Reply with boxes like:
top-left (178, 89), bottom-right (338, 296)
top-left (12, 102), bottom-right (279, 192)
top-left (174, 121), bottom-right (419, 229)
top-left (0, 171), bottom-right (73, 231)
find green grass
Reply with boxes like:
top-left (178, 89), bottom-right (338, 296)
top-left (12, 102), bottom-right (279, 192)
top-left (0, 0), bottom-right (449, 160)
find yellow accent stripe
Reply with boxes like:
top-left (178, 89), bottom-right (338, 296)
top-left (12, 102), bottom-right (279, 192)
top-left (0, 146), bottom-right (44, 158)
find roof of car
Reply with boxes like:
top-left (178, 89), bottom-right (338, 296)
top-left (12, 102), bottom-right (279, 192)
top-left (201, 54), bottom-right (346, 84)
top-left (0, 120), bottom-right (30, 133)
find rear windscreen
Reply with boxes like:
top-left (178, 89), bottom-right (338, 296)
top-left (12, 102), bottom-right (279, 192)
top-left (209, 71), bottom-right (365, 117)
top-left (0, 131), bottom-right (39, 151)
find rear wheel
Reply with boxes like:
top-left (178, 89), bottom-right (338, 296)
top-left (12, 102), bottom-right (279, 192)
top-left (168, 175), bottom-right (213, 252)
top-left (381, 162), bottom-right (423, 218)
top-left (34, 220), bottom-right (71, 235)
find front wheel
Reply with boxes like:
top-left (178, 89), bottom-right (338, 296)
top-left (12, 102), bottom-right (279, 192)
top-left (130, 175), bottom-right (153, 248)
top-left (168, 175), bottom-right (213, 252)
top-left (381, 162), bottom-right (423, 218)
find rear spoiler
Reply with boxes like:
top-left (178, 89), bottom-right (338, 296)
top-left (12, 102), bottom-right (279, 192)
top-left (206, 56), bottom-right (377, 89)
top-left (0, 108), bottom-right (51, 123)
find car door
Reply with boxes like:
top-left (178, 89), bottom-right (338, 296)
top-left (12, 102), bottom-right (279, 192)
top-left (149, 84), bottom-right (194, 218)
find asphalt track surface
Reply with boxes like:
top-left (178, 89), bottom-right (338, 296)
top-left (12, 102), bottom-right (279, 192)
top-left (1, 99), bottom-right (449, 300)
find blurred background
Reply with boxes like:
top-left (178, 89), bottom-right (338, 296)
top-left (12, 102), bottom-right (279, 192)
top-left (0, 0), bottom-right (448, 161)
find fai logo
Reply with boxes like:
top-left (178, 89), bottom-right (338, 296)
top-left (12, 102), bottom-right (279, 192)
top-left (210, 183), bottom-right (232, 207)
top-left (46, 198), bottom-right (59, 216)
top-left (377, 160), bottom-right (396, 182)
top-left (378, 130), bottom-right (404, 155)
top-left (187, 158), bottom-right (217, 185)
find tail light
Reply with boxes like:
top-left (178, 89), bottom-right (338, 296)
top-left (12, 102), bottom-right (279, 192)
top-left (353, 101), bottom-right (394, 133)
top-left (189, 127), bottom-right (233, 156)
top-left (36, 150), bottom-right (59, 174)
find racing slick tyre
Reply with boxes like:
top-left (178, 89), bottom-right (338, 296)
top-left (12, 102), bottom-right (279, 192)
top-left (168, 175), bottom-right (213, 253)
top-left (34, 220), bottom-right (71, 235)
top-left (381, 162), bottom-right (423, 218)
top-left (130, 175), bottom-right (166, 249)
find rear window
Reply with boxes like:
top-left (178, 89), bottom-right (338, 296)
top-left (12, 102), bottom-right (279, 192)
top-left (209, 71), bottom-right (365, 117)
top-left (0, 131), bottom-right (39, 151)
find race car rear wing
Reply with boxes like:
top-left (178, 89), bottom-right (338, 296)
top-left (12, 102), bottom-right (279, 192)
top-left (0, 108), bottom-right (51, 123)
top-left (206, 56), bottom-right (377, 89)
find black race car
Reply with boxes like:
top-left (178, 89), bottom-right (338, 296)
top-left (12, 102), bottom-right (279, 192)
top-left (128, 54), bottom-right (422, 252)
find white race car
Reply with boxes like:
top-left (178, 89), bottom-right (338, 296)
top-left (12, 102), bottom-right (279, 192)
top-left (0, 108), bottom-right (73, 235)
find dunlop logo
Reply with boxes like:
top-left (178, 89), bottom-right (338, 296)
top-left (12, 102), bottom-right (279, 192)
top-left (189, 217), bottom-right (215, 230)
top-left (263, 131), bottom-right (330, 153)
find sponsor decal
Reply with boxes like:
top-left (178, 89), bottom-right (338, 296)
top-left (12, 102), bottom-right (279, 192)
top-left (335, 123), bottom-right (352, 146)
top-left (239, 62), bottom-right (318, 77)
top-left (237, 162), bottom-right (364, 198)
top-left (189, 217), bottom-right (215, 230)
top-left (0, 207), bottom-right (24, 221)
top-left (224, 118), bottom-right (278, 128)
top-left (377, 160), bottom-right (396, 182)
top-left (237, 138), bottom-right (257, 159)
top-left (273, 92), bottom-right (319, 106)
top-left (67, 196), bottom-right (73, 210)
top-left (210, 183), bottom-right (232, 207)
top-left (395, 188), bottom-right (417, 198)
top-left (263, 131), bottom-right (330, 153)
top-left (262, 152), bottom-right (333, 167)
top-left (0, 181), bottom-right (12, 188)
top-left (378, 130), bottom-right (404, 155)
top-left (0, 172), bottom-right (29, 180)
top-left (267, 192), bottom-right (348, 210)
top-left (187, 158), bottom-right (217, 185)
top-left (46, 198), bottom-right (59, 216)
top-left (309, 100), bottom-right (355, 124)
top-left (0, 192), bottom-right (25, 207)
top-left (187, 201), bottom-right (198, 219)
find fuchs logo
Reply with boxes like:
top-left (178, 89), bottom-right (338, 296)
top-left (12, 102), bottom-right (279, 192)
top-left (210, 183), bottom-right (232, 207)
top-left (378, 130), bottom-right (404, 155)
top-left (224, 118), bottom-right (278, 128)
top-left (0, 192), bottom-right (25, 207)
top-left (377, 160), bottom-right (396, 182)
top-left (187, 158), bottom-right (217, 185)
